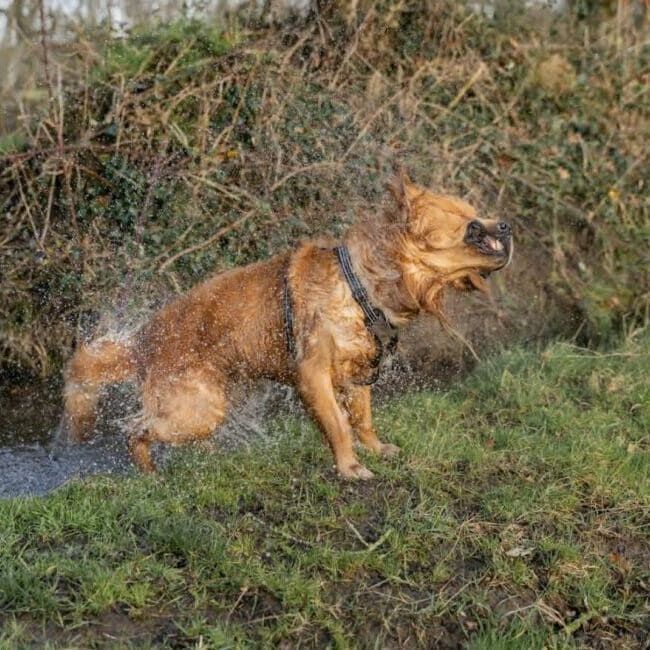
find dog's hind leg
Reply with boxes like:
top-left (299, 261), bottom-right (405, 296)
top-left (132, 366), bottom-right (227, 472)
top-left (343, 385), bottom-right (400, 458)
top-left (129, 430), bottom-right (156, 473)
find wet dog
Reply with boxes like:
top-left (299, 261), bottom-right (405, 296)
top-left (60, 170), bottom-right (513, 478)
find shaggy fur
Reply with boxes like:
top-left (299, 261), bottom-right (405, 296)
top-left (60, 171), bottom-right (513, 478)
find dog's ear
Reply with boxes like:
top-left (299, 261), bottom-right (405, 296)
top-left (387, 166), bottom-right (414, 224)
top-left (452, 272), bottom-right (491, 294)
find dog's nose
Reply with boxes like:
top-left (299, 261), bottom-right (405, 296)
top-left (496, 221), bottom-right (512, 237)
top-left (467, 220), bottom-right (484, 237)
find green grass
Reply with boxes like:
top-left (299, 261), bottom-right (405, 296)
top-left (94, 19), bottom-right (233, 81)
top-left (0, 131), bottom-right (26, 155)
top-left (1, 333), bottom-right (648, 648)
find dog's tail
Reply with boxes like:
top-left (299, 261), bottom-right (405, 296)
top-left (61, 339), bottom-right (137, 442)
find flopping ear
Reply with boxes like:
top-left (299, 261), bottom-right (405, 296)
top-left (387, 166), bottom-right (414, 225)
top-left (451, 272), bottom-right (491, 294)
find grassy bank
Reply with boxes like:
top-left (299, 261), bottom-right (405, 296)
top-left (1, 2), bottom-right (648, 376)
top-left (1, 333), bottom-right (647, 648)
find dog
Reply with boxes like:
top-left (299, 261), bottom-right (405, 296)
top-left (59, 170), bottom-right (513, 479)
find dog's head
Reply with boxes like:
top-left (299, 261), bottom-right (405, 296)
top-left (388, 170), bottom-right (513, 311)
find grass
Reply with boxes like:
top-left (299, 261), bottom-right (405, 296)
top-left (1, 332), bottom-right (647, 648)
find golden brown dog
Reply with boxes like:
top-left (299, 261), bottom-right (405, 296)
top-left (60, 171), bottom-right (512, 478)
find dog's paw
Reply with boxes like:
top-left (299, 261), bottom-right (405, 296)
top-left (338, 463), bottom-right (375, 480)
top-left (379, 443), bottom-right (401, 458)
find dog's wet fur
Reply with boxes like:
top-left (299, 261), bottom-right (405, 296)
top-left (61, 171), bottom-right (513, 478)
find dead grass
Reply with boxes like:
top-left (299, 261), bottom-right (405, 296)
top-left (0, 2), bottom-right (648, 376)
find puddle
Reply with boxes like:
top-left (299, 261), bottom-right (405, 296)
top-left (0, 356), bottom-right (429, 499)
top-left (0, 380), bottom-right (136, 498)
top-left (0, 378), bottom-right (303, 499)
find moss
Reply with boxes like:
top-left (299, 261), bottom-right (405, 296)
top-left (0, 131), bottom-right (27, 155)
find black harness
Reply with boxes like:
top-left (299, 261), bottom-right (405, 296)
top-left (283, 246), bottom-right (398, 383)
top-left (283, 272), bottom-right (297, 358)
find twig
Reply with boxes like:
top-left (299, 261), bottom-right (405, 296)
top-left (187, 174), bottom-right (268, 209)
top-left (225, 586), bottom-right (249, 621)
top-left (55, 65), bottom-right (65, 155)
top-left (0, 142), bottom-right (138, 164)
top-left (136, 145), bottom-right (169, 243)
top-left (346, 520), bottom-right (393, 553)
top-left (329, 2), bottom-right (377, 90)
top-left (431, 62), bottom-right (487, 123)
top-left (343, 87), bottom-right (403, 160)
top-left (149, 221), bottom-right (196, 266)
top-left (39, 172), bottom-right (57, 247)
top-left (280, 23), bottom-right (317, 70)
top-left (270, 161), bottom-right (340, 193)
top-left (62, 162), bottom-right (80, 237)
top-left (37, 0), bottom-right (53, 104)
top-left (13, 169), bottom-right (39, 242)
top-left (557, 351), bottom-right (646, 359)
top-left (158, 211), bottom-right (255, 273)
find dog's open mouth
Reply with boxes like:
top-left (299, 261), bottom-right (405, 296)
top-left (465, 220), bottom-right (511, 259)
top-left (476, 235), bottom-right (505, 256)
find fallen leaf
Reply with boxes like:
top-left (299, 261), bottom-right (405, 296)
top-left (534, 54), bottom-right (576, 95)
top-left (505, 546), bottom-right (534, 558)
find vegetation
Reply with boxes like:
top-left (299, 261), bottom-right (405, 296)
top-left (0, 1), bottom-right (648, 376)
top-left (0, 3), bottom-right (648, 646)
top-left (1, 331), bottom-right (648, 647)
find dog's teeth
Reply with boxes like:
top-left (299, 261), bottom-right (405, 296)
top-left (486, 237), bottom-right (502, 252)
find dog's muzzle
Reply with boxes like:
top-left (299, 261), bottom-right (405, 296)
top-left (465, 220), bottom-right (512, 257)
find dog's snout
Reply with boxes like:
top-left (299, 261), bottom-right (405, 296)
top-left (496, 221), bottom-right (512, 237)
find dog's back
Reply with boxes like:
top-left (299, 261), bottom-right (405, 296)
top-left (135, 253), bottom-right (290, 380)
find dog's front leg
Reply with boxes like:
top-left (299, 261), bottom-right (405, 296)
top-left (297, 359), bottom-right (373, 480)
top-left (344, 385), bottom-right (401, 458)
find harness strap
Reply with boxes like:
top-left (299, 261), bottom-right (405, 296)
top-left (283, 247), bottom-right (398, 381)
top-left (283, 269), bottom-right (296, 358)
top-left (334, 245), bottom-right (399, 364)
top-left (334, 245), bottom-right (381, 325)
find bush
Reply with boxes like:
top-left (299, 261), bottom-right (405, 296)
top-left (0, 1), bottom-right (647, 375)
